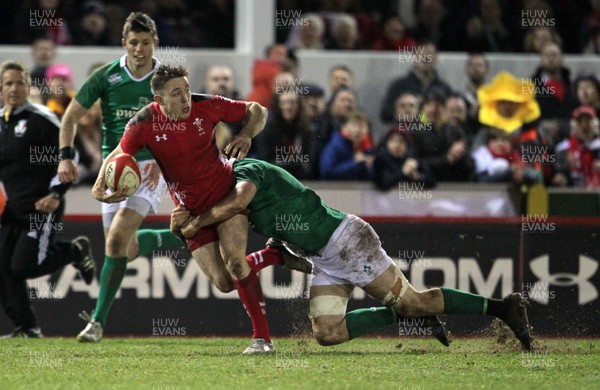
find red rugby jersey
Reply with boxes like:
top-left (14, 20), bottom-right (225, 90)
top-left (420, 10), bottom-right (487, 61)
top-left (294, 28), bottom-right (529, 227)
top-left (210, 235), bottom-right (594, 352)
top-left (120, 94), bottom-right (247, 214)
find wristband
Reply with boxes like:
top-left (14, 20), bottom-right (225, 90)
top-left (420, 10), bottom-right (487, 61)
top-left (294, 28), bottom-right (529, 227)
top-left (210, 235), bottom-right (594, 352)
top-left (59, 147), bottom-right (75, 160)
top-left (49, 191), bottom-right (62, 199)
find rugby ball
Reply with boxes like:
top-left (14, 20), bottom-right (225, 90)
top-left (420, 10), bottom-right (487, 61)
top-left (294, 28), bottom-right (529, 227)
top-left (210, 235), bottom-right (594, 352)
top-left (105, 153), bottom-right (141, 197)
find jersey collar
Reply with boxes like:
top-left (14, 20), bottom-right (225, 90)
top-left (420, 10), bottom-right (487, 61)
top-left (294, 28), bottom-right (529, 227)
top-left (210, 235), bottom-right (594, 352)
top-left (120, 54), bottom-right (161, 82)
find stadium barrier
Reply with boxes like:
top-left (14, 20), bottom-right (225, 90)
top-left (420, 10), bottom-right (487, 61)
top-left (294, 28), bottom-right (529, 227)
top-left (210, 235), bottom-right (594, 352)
top-left (1, 216), bottom-right (597, 338)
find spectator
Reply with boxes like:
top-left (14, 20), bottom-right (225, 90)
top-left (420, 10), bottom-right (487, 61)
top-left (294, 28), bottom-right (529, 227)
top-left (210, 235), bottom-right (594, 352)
top-left (204, 65), bottom-right (239, 99)
top-left (257, 92), bottom-right (314, 180)
top-left (16, 0), bottom-right (72, 45)
top-left (325, 14), bottom-right (361, 50)
top-left (380, 42), bottom-right (453, 124)
top-left (583, 26), bottom-right (600, 54)
top-left (301, 83), bottom-right (326, 126)
top-left (412, 0), bottom-right (452, 48)
top-left (371, 15), bottom-right (417, 51)
top-left (477, 72), bottom-right (548, 184)
top-left (203, 65), bottom-right (244, 151)
top-left (287, 13), bottom-right (325, 50)
top-left (464, 0), bottom-right (513, 52)
top-left (327, 64), bottom-right (355, 98)
top-left (315, 86), bottom-right (358, 155)
top-left (574, 74), bottom-right (600, 118)
top-left (73, 1), bottom-right (113, 46)
top-left (523, 28), bottom-right (562, 53)
top-left (472, 128), bottom-right (537, 184)
top-left (153, 0), bottom-right (201, 47)
top-left (531, 42), bottom-right (576, 148)
top-left (30, 38), bottom-right (56, 104)
top-left (553, 106), bottom-right (600, 188)
top-left (463, 53), bottom-right (489, 122)
top-left (373, 126), bottom-right (435, 191)
top-left (445, 93), bottom-right (478, 144)
top-left (246, 44), bottom-right (289, 109)
top-left (395, 92), bottom-right (421, 125)
top-left (412, 90), bottom-right (474, 182)
top-left (319, 111), bottom-right (374, 180)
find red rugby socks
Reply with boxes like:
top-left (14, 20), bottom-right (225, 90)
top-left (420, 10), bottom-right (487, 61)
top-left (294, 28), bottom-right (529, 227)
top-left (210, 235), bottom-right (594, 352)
top-left (246, 247), bottom-right (283, 273)
top-left (234, 270), bottom-right (271, 342)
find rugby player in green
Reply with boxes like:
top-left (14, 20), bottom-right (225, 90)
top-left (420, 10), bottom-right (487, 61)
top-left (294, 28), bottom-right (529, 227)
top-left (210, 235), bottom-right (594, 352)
top-left (57, 13), bottom-right (184, 342)
top-left (172, 159), bottom-right (532, 351)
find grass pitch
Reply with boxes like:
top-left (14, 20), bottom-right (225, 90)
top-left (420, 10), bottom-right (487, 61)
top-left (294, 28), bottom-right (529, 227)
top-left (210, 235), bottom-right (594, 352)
top-left (1, 337), bottom-right (599, 390)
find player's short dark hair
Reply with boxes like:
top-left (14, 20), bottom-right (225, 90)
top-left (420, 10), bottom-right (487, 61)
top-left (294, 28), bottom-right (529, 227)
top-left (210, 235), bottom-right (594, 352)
top-left (0, 60), bottom-right (30, 85)
top-left (151, 64), bottom-right (188, 95)
top-left (122, 12), bottom-right (158, 40)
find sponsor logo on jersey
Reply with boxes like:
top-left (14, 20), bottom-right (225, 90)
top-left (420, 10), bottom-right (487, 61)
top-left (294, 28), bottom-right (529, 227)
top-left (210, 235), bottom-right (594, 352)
top-left (155, 134), bottom-right (167, 142)
top-left (116, 109), bottom-right (138, 119)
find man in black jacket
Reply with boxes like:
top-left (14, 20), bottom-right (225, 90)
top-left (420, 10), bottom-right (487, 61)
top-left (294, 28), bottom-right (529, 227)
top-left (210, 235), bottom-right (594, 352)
top-left (380, 42), bottom-right (453, 124)
top-left (0, 61), bottom-right (95, 338)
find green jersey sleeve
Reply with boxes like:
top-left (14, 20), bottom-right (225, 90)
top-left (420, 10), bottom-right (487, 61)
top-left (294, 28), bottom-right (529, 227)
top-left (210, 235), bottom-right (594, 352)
top-left (75, 64), bottom-right (109, 109)
top-left (234, 160), bottom-right (266, 189)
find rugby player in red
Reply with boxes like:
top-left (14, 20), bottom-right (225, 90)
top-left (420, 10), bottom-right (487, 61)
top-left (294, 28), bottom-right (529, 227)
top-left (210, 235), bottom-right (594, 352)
top-left (92, 65), bottom-right (280, 353)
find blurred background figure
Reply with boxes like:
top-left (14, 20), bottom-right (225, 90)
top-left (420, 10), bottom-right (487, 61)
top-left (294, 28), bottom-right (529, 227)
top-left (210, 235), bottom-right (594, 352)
top-left (574, 74), bottom-right (600, 118)
top-left (73, 1), bottom-right (113, 46)
top-left (553, 106), bottom-right (600, 188)
top-left (29, 38), bottom-right (56, 104)
top-left (380, 42), bottom-right (452, 124)
top-left (320, 111), bottom-right (374, 180)
top-left (301, 83), bottom-right (326, 128)
top-left (373, 126), bottom-right (435, 191)
top-left (412, 89), bottom-right (474, 182)
top-left (325, 14), bottom-right (361, 50)
top-left (462, 53), bottom-right (489, 122)
top-left (257, 92), bottom-right (314, 180)
top-left (287, 13), bottom-right (325, 50)
top-left (371, 15), bottom-right (416, 51)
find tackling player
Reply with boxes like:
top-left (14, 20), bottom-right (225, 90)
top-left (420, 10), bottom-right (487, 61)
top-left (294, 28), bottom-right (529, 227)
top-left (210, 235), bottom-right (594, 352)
top-left (94, 64), bottom-right (290, 354)
top-left (57, 13), bottom-right (185, 342)
top-left (173, 158), bottom-right (532, 351)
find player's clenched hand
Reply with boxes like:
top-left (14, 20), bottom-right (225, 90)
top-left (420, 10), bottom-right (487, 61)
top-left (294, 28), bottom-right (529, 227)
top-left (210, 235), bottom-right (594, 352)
top-left (170, 205), bottom-right (191, 234)
top-left (143, 161), bottom-right (161, 189)
top-left (91, 174), bottom-right (128, 203)
top-left (58, 159), bottom-right (78, 183)
top-left (34, 195), bottom-right (60, 213)
top-left (224, 135), bottom-right (252, 160)
top-left (181, 218), bottom-right (200, 238)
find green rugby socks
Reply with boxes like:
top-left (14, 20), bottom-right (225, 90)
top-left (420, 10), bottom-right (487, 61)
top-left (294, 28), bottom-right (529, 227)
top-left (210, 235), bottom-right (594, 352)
top-left (345, 307), bottom-right (397, 340)
top-left (92, 256), bottom-right (127, 327)
top-left (136, 229), bottom-right (184, 258)
top-left (440, 287), bottom-right (504, 316)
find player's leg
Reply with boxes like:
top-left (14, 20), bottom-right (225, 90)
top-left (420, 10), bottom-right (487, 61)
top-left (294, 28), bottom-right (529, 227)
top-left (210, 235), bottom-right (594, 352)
top-left (364, 264), bottom-right (531, 350)
top-left (190, 242), bottom-right (235, 293)
top-left (217, 214), bottom-right (273, 354)
top-left (308, 284), bottom-right (354, 346)
top-left (0, 225), bottom-right (43, 337)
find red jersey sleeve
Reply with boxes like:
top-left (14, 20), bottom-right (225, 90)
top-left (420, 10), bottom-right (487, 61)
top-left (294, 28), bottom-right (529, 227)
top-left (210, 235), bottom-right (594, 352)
top-left (119, 106), bottom-right (152, 155)
top-left (207, 95), bottom-right (247, 123)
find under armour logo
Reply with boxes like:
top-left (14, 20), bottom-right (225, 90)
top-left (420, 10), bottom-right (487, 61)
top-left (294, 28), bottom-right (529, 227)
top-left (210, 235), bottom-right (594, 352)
top-left (363, 265), bottom-right (372, 274)
top-left (155, 134), bottom-right (167, 142)
top-left (529, 254), bottom-right (598, 305)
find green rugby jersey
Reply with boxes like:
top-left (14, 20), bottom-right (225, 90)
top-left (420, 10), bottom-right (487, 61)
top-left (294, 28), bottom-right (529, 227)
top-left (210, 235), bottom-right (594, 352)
top-left (233, 159), bottom-right (345, 254)
top-left (75, 54), bottom-right (159, 160)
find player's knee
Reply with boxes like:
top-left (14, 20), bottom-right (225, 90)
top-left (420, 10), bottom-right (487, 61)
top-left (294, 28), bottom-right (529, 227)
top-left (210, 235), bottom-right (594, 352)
top-left (312, 317), bottom-right (346, 346)
top-left (223, 259), bottom-right (246, 280)
top-left (105, 234), bottom-right (127, 255)
top-left (213, 277), bottom-right (235, 293)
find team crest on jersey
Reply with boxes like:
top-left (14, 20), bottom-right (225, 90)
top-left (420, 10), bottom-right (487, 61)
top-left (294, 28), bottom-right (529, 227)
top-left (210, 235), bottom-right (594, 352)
top-left (107, 73), bottom-right (122, 84)
top-left (14, 119), bottom-right (27, 136)
top-left (193, 117), bottom-right (205, 135)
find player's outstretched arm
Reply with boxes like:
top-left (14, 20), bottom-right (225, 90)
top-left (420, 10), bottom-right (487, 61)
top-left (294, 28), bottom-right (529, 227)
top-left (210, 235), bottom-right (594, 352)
top-left (224, 102), bottom-right (267, 160)
top-left (91, 145), bottom-right (128, 203)
top-left (180, 181), bottom-right (257, 238)
top-left (58, 99), bottom-right (89, 183)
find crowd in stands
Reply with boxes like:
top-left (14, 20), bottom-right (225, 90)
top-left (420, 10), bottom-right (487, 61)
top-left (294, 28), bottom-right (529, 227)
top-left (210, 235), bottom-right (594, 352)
top-left (1, 1), bottom-right (600, 191)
